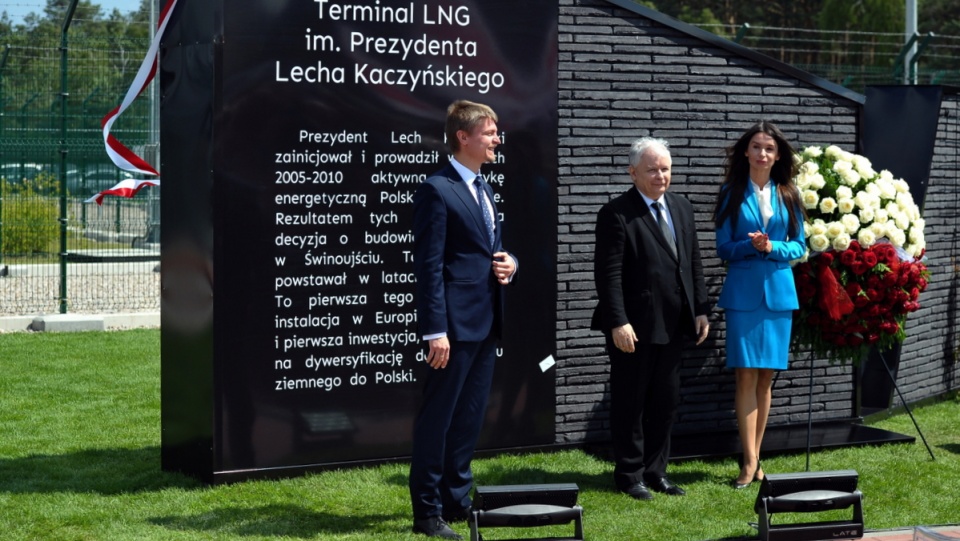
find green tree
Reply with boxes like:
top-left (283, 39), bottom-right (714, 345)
top-left (41, 0), bottom-right (104, 22)
top-left (677, 6), bottom-right (722, 27)
top-left (920, 0), bottom-right (960, 35)
top-left (1, 174), bottom-right (60, 255)
top-left (819, 0), bottom-right (903, 33)
top-left (819, 0), bottom-right (904, 79)
top-left (655, 0), bottom-right (824, 62)
top-left (0, 1), bottom-right (152, 166)
top-left (919, 0), bottom-right (960, 77)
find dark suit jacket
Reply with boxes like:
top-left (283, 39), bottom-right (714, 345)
top-left (591, 188), bottom-right (710, 344)
top-left (412, 163), bottom-right (507, 342)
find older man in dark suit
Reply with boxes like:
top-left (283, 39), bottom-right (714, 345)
top-left (592, 137), bottom-right (711, 501)
top-left (409, 100), bottom-right (517, 539)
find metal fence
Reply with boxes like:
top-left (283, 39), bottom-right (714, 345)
top-left (696, 23), bottom-right (960, 92)
top-left (1, 31), bottom-right (159, 316)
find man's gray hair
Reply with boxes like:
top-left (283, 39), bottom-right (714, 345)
top-left (629, 137), bottom-right (671, 167)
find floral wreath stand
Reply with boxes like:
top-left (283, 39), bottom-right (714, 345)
top-left (770, 345), bottom-right (935, 473)
top-left (786, 144), bottom-right (936, 467)
top-left (859, 346), bottom-right (935, 460)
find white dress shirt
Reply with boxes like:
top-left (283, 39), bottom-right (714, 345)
top-left (751, 179), bottom-right (774, 229)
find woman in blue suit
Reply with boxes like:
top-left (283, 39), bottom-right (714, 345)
top-left (713, 122), bottom-right (806, 489)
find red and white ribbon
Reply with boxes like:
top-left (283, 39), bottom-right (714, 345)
top-left (86, 178), bottom-right (161, 205)
top-left (88, 0), bottom-right (179, 204)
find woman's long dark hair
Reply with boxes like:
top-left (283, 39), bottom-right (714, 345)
top-left (713, 121), bottom-right (806, 238)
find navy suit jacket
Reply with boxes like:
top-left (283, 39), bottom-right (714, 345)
top-left (412, 163), bottom-right (508, 342)
top-left (591, 188), bottom-right (710, 344)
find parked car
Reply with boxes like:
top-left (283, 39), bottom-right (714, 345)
top-left (2, 162), bottom-right (141, 196)
top-left (0, 163), bottom-right (54, 189)
top-left (67, 165), bottom-right (137, 194)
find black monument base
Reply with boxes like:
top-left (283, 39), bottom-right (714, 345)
top-left (585, 419), bottom-right (914, 463)
top-left (671, 419), bottom-right (915, 461)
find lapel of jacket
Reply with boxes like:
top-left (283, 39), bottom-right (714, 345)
top-left (769, 189), bottom-right (786, 234)
top-left (744, 187), bottom-right (764, 231)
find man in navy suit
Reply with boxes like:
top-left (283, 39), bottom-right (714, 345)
top-left (409, 100), bottom-right (517, 539)
top-left (591, 137), bottom-right (711, 501)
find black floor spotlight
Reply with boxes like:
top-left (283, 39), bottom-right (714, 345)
top-left (754, 470), bottom-right (864, 541)
top-left (469, 483), bottom-right (583, 541)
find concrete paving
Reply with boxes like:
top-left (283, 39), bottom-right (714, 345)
top-left (861, 525), bottom-right (960, 540)
top-left (703, 524), bottom-right (960, 541)
top-left (0, 311), bottom-right (160, 333)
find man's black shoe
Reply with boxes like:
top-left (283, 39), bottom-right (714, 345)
top-left (413, 516), bottom-right (463, 539)
top-left (646, 476), bottom-right (686, 496)
top-left (620, 482), bottom-right (653, 500)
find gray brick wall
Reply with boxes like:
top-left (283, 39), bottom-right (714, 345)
top-left (553, 0), bottom-right (958, 446)
top-left (892, 93), bottom-right (960, 405)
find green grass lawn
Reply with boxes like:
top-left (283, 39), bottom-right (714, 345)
top-left (1, 329), bottom-right (957, 540)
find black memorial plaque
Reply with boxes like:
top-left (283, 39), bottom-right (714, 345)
top-left (161, 0), bottom-right (559, 478)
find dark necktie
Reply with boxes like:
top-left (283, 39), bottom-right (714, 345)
top-left (653, 202), bottom-right (677, 257)
top-left (474, 177), bottom-right (495, 248)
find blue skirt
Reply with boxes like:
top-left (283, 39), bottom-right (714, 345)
top-left (725, 305), bottom-right (792, 370)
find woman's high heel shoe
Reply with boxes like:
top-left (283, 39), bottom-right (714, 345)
top-left (732, 463), bottom-right (757, 489)
top-left (732, 478), bottom-right (753, 489)
top-left (754, 461), bottom-right (765, 482)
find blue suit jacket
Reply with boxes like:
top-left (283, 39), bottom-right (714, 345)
top-left (716, 187), bottom-right (806, 312)
top-left (412, 163), bottom-right (509, 342)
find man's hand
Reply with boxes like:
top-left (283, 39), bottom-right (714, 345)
top-left (426, 336), bottom-right (451, 369)
top-left (612, 323), bottom-right (638, 353)
top-left (492, 252), bottom-right (516, 285)
top-left (695, 315), bottom-right (710, 345)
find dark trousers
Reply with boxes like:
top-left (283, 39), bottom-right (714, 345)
top-left (607, 336), bottom-right (683, 490)
top-left (409, 335), bottom-right (497, 519)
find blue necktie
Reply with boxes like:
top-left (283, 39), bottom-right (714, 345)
top-left (474, 177), bottom-right (495, 248)
top-left (653, 202), bottom-right (677, 256)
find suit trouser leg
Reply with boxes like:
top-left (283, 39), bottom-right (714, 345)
top-left (608, 338), bottom-right (683, 489)
top-left (640, 340), bottom-right (682, 479)
top-left (409, 336), bottom-right (496, 519)
top-left (440, 336), bottom-right (496, 512)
